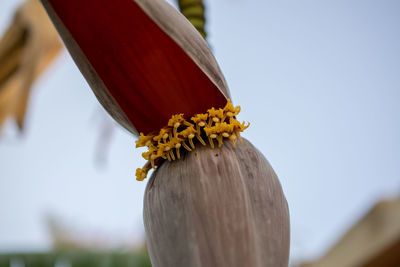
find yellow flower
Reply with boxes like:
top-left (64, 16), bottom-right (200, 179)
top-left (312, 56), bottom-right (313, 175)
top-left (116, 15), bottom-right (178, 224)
top-left (168, 113), bottom-right (193, 136)
top-left (191, 113), bottom-right (208, 127)
top-left (223, 99), bottom-right (241, 118)
top-left (207, 107), bottom-right (224, 125)
top-left (204, 126), bottom-right (218, 136)
top-left (178, 125), bottom-right (197, 138)
top-left (178, 125), bottom-right (197, 149)
top-left (141, 145), bottom-right (156, 159)
top-left (204, 126), bottom-right (218, 148)
top-left (168, 113), bottom-right (185, 128)
top-left (231, 120), bottom-right (250, 131)
top-left (134, 100), bottom-right (250, 180)
top-left (216, 122), bottom-right (234, 134)
top-left (153, 127), bottom-right (171, 143)
top-left (135, 167), bottom-right (150, 181)
top-left (136, 132), bottom-right (154, 148)
top-left (169, 136), bottom-right (185, 159)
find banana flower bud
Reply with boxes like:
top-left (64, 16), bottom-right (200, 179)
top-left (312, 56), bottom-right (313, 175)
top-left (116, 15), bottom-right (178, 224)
top-left (40, 0), bottom-right (290, 266)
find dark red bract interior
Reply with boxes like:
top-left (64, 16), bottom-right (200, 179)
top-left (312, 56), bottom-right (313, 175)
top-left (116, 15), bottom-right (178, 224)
top-left (47, 0), bottom-right (227, 134)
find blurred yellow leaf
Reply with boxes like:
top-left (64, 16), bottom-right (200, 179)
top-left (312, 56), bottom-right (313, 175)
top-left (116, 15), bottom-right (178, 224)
top-left (0, 0), bottom-right (62, 132)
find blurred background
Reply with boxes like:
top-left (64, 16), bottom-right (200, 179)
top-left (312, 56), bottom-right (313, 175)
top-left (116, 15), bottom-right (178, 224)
top-left (0, 0), bottom-right (399, 266)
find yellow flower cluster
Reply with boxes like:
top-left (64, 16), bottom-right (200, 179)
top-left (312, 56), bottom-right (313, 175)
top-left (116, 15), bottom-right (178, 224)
top-left (135, 100), bottom-right (249, 181)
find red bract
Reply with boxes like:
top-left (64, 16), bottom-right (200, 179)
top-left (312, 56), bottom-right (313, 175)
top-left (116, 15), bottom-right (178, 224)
top-left (41, 0), bottom-right (230, 135)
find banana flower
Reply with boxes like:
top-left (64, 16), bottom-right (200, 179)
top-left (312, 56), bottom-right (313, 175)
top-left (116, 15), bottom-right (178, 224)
top-left (40, 0), bottom-right (290, 266)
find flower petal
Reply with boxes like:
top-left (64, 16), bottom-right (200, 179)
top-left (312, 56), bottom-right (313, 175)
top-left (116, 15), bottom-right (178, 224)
top-left (41, 0), bottom-right (230, 135)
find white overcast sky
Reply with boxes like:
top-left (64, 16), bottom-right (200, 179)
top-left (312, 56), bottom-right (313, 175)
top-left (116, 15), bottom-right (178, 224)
top-left (1, 0), bottom-right (400, 264)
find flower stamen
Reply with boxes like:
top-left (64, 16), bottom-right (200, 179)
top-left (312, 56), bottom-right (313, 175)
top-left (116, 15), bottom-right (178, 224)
top-left (197, 134), bottom-right (207, 146)
top-left (229, 134), bottom-right (237, 148)
top-left (182, 142), bottom-right (192, 151)
top-left (150, 154), bottom-right (156, 169)
top-left (208, 136), bottom-right (214, 149)
top-left (175, 143), bottom-right (181, 159)
top-left (169, 150), bottom-right (175, 161)
top-left (188, 134), bottom-right (196, 149)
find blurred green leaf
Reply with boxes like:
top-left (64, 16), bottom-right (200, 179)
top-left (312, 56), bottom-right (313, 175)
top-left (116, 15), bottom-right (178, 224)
top-left (0, 251), bottom-right (152, 267)
top-left (177, 0), bottom-right (207, 38)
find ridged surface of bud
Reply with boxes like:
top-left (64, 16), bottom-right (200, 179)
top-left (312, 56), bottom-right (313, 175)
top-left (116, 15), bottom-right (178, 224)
top-left (144, 138), bottom-right (290, 267)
